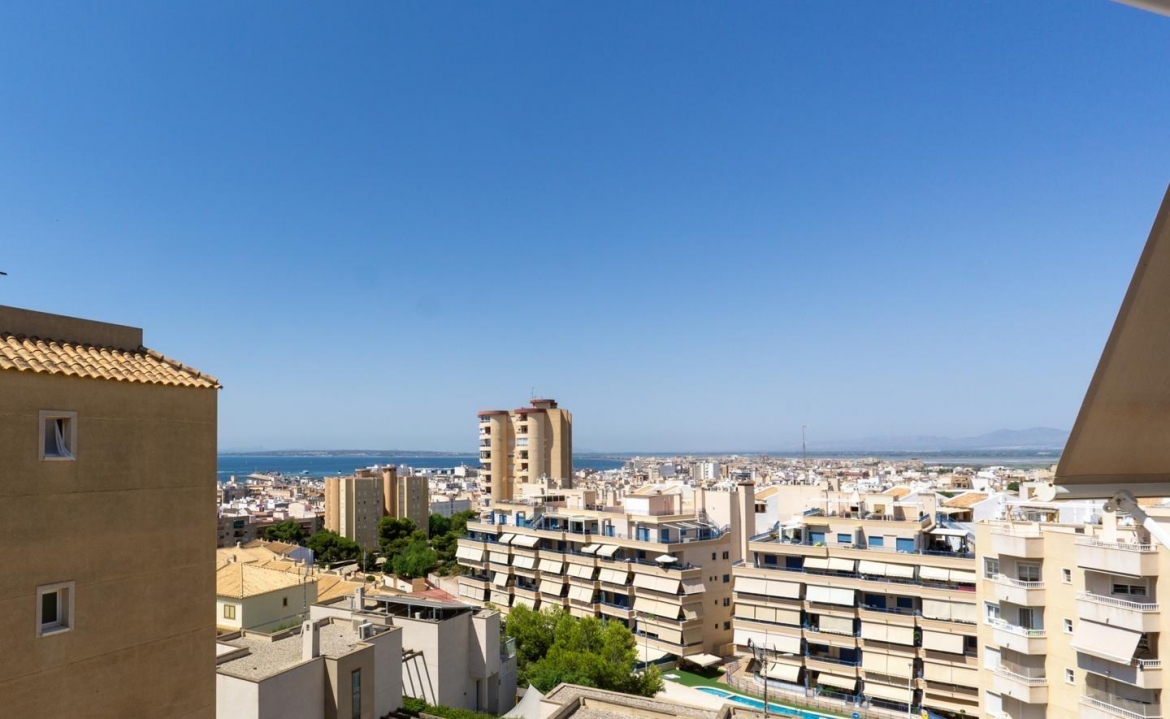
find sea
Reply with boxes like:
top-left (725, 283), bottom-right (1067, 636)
top-left (217, 454), bottom-right (626, 481)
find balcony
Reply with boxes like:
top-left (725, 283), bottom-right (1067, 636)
top-left (1077, 592), bottom-right (1162, 634)
top-left (1080, 690), bottom-right (1162, 719)
top-left (990, 526), bottom-right (1044, 558)
top-left (993, 663), bottom-right (1048, 705)
top-left (988, 574), bottom-right (1046, 606)
top-left (988, 618), bottom-right (1047, 655)
top-left (1079, 654), bottom-right (1164, 691)
top-left (1077, 539), bottom-right (1159, 577)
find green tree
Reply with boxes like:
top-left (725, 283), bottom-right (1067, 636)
top-left (1007, 481), bottom-right (1021, 492)
top-left (391, 537), bottom-right (438, 578)
top-left (429, 513), bottom-right (452, 537)
top-left (379, 516), bottom-right (417, 545)
top-left (503, 607), bottom-right (661, 696)
top-left (450, 510), bottom-right (478, 536)
top-left (304, 530), bottom-right (362, 565)
top-left (261, 519), bottom-right (306, 544)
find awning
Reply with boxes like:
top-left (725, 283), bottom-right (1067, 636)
top-left (512, 534), bottom-right (540, 548)
top-left (538, 559), bottom-right (563, 573)
top-left (929, 528), bottom-right (971, 537)
top-left (765, 662), bottom-right (801, 682)
top-left (597, 545), bottom-right (620, 558)
top-left (919, 566), bottom-right (950, 581)
top-left (492, 572), bottom-right (510, 587)
top-left (598, 568), bottom-right (629, 584)
top-left (817, 615), bottom-right (854, 636)
top-left (512, 555), bottom-right (537, 570)
top-left (804, 557), bottom-right (830, 571)
top-left (498, 534), bottom-right (515, 545)
top-left (949, 569), bottom-right (977, 583)
top-left (489, 552), bottom-right (510, 565)
top-left (636, 645), bottom-right (668, 663)
top-left (828, 558), bottom-right (855, 572)
top-left (817, 673), bottom-right (857, 691)
top-left (580, 544), bottom-right (600, 555)
top-left (681, 578), bottom-right (704, 594)
top-left (858, 560), bottom-right (889, 576)
top-left (633, 573), bottom-right (682, 594)
top-left (884, 563), bottom-right (915, 579)
top-left (806, 585), bottom-right (855, 607)
top-left (922, 630), bottom-right (965, 654)
top-left (685, 653), bottom-right (722, 668)
top-left (865, 681), bottom-right (912, 702)
top-left (1054, 186), bottom-right (1170, 498)
top-left (1071, 620), bottom-right (1143, 664)
top-left (456, 546), bottom-right (485, 562)
top-left (567, 564), bottom-right (594, 579)
top-left (513, 595), bottom-right (537, 609)
top-left (490, 591), bottom-right (512, 606)
top-left (568, 585), bottom-right (594, 602)
top-left (539, 578), bottom-right (563, 595)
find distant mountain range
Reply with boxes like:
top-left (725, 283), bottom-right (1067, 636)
top-left (799, 427), bottom-right (1069, 453)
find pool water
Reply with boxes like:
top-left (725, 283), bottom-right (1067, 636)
top-left (694, 686), bottom-right (836, 719)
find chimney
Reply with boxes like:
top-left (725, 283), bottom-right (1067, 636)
top-left (302, 620), bottom-right (319, 660)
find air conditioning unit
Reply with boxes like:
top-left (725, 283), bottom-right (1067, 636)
top-left (358, 623), bottom-right (374, 640)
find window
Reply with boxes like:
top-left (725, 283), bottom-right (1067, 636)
top-left (1065, 668), bottom-right (1075, 684)
top-left (1017, 564), bottom-right (1041, 583)
top-left (722, 551), bottom-right (729, 560)
top-left (984, 557), bottom-right (1000, 578)
top-left (1064, 618), bottom-right (1073, 634)
top-left (1114, 583), bottom-right (1148, 597)
top-left (723, 597), bottom-right (731, 607)
top-left (723, 621), bottom-right (730, 630)
top-left (723, 574), bottom-right (730, 583)
top-left (39, 411), bottom-right (77, 461)
top-left (37, 582), bottom-right (75, 636)
top-left (351, 669), bottom-right (362, 719)
top-left (1018, 607), bottom-right (1038, 630)
top-left (837, 533), bottom-right (852, 545)
top-left (1062, 568), bottom-right (1072, 584)
top-left (283, 597), bottom-right (289, 607)
top-left (712, 553), bottom-right (717, 561)
top-left (868, 536), bottom-right (884, 548)
top-left (224, 604), bottom-right (236, 620)
top-left (985, 602), bottom-right (1001, 622)
top-left (896, 537), bottom-right (915, 553)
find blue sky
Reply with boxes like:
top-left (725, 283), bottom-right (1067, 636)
top-left (1, 3), bottom-right (1168, 452)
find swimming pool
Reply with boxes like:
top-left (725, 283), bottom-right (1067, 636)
top-left (694, 686), bottom-right (836, 719)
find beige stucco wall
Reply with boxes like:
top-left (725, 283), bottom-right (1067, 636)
top-left (325, 645), bottom-right (375, 719)
top-left (0, 369), bottom-right (217, 718)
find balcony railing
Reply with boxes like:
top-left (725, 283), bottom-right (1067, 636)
top-left (987, 618), bottom-right (1046, 637)
top-left (1081, 689), bottom-right (1162, 719)
top-left (1077, 538), bottom-right (1157, 553)
top-left (995, 663), bottom-right (1047, 686)
top-left (1078, 591), bottom-right (1160, 612)
top-left (991, 526), bottom-right (1042, 538)
top-left (990, 574), bottom-right (1045, 589)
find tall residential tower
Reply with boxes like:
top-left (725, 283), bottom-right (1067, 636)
top-left (478, 398), bottom-right (572, 502)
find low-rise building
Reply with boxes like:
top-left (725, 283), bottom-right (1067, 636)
top-left (217, 561), bottom-right (318, 632)
top-left (216, 617), bottom-right (403, 719)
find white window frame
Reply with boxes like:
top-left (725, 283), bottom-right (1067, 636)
top-left (36, 581), bottom-right (75, 637)
top-left (1065, 668), bottom-right (1075, 684)
top-left (1063, 618), bottom-right (1073, 634)
top-left (1062, 568), bottom-right (1072, 584)
top-left (39, 410), bottom-right (78, 461)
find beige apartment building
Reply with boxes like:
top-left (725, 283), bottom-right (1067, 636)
top-left (0, 305), bottom-right (219, 718)
top-left (326, 468), bottom-right (432, 548)
top-left (325, 474), bottom-right (384, 550)
top-left (478, 398), bottom-right (572, 502)
top-left (731, 486), bottom-right (980, 718)
top-left (977, 503), bottom-right (1170, 719)
top-left (455, 481), bottom-right (757, 666)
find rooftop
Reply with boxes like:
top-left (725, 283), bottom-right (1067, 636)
top-left (217, 562), bottom-right (312, 599)
top-left (0, 305), bottom-right (219, 389)
top-left (217, 621), bottom-right (390, 681)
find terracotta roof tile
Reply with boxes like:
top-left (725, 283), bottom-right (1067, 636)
top-left (216, 563), bottom-right (311, 599)
top-left (0, 333), bottom-right (219, 388)
top-left (943, 492), bottom-right (990, 509)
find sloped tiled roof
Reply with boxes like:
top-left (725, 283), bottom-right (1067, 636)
top-left (883, 486), bottom-right (912, 499)
top-left (0, 334), bottom-right (219, 388)
top-left (216, 562), bottom-right (312, 599)
top-left (943, 492), bottom-right (990, 509)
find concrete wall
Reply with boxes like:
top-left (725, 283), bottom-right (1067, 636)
top-left (398, 612), bottom-right (475, 710)
top-left (217, 658), bottom-right (326, 719)
top-left (0, 365), bottom-right (217, 719)
top-left (239, 582), bottom-right (319, 631)
top-left (325, 646), bottom-right (374, 719)
top-left (370, 625), bottom-right (404, 719)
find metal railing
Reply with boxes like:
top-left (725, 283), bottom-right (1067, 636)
top-left (1077, 591), bottom-right (1160, 612)
top-left (986, 617), bottom-right (1046, 637)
